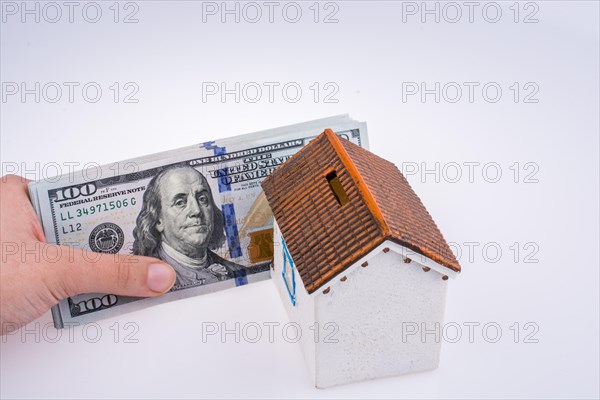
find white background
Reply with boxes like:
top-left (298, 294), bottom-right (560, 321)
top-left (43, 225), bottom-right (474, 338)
top-left (1, 1), bottom-right (599, 398)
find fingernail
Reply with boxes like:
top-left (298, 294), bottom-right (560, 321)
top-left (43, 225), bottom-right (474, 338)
top-left (147, 263), bottom-right (175, 293)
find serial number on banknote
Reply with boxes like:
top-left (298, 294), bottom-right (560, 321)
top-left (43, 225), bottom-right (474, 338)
top-left (71, 198), bottom-right (138, 218)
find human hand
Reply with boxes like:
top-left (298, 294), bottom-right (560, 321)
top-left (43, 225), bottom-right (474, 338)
top-left (0, 175), bottom-right (176, 334)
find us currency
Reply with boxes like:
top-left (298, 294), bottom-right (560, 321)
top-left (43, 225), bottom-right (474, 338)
top-left (28, 115), bottom-right (369, 328)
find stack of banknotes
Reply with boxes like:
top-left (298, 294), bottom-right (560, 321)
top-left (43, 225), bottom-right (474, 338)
top-left (28, 115), bottom-right (369, 328)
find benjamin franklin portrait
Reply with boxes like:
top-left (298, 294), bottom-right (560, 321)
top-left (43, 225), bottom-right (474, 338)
top-left (132, 166), bottom-right (245, 291)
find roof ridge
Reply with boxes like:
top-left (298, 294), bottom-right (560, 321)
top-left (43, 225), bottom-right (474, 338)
top-left (323, 129), bottom-right (391, 238)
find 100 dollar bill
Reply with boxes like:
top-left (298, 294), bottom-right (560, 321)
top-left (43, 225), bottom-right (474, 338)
top-left (29, 115), bottom-right (369, 328)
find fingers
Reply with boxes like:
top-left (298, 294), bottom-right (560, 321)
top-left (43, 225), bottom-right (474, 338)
top-left (1, 174), bottom-right (31, 186)
top-left (1, 175), bottom-right (177, 299)
top-left (0, 175), bottom-right (32, 208)
top-left (0, 175), bottom-right (45, 242)
top-left (47, 246), bottom-right (176, 298)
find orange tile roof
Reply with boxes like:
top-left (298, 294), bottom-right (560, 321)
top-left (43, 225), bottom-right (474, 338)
top-left (261, 129), bottom-right (460, 294)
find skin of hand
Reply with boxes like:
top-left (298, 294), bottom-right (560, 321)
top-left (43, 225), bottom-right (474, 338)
top-left (0, 175), bottom-right (176, 335)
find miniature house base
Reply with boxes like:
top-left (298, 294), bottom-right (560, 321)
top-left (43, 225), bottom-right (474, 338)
top-left (272, 221), bottom-right (457, 389)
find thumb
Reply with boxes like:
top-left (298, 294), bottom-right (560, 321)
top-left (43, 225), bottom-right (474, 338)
top-left (48, 246), bottom-right (176, 298)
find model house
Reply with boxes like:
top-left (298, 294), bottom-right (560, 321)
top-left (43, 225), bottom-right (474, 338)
top-left (261, 129), bottom-right (461, 388)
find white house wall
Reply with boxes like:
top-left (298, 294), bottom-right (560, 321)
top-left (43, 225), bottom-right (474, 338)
top-left (272, 221), bottom-right (317, 384)
top-left (314, 242), bottom-right (448, 388)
